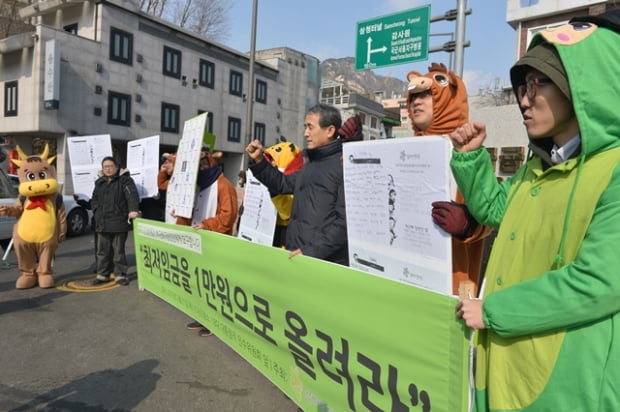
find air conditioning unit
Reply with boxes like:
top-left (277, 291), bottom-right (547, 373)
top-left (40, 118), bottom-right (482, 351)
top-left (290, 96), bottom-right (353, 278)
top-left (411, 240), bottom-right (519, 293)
top-left (94, 85), bottom-right (102, 94)
top-left (136, 74), bottom-right (143, 83)
top-left (135, 114), bottom-right (142, 122)
top-left (135, 94), bottom-right (142, 103)
top-left (93, 107), bottom-right (102, 116)
top-left (136, 54), bottom-right (143, 63)
top-left (95, 63), bottom-right (103, 73)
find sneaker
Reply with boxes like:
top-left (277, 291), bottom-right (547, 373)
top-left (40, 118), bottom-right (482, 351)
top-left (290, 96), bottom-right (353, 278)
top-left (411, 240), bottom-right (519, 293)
top-left (186, 321), bottom-right (203, 330)
top-left (198, 328), bottom-right (213, 337)
top-left (116, 277), bottom-right (130, 286)
top-left (91, 276), bottom-right (111, 286)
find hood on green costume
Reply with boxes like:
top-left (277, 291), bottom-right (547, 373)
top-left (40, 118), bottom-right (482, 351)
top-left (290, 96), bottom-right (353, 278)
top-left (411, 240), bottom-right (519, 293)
top-left (507, 11), bottom-right (620, 267)
top-left (510, 12), bottom-right (620, 158)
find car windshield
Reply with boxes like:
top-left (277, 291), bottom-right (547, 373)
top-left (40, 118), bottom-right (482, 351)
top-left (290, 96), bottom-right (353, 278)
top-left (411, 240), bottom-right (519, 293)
top-left (0, 169), bottom-right (17, 199)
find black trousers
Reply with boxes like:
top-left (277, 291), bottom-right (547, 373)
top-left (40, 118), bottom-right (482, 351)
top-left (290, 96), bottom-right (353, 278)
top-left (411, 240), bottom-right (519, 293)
top-left (96, 231), bottom-right (129, 277)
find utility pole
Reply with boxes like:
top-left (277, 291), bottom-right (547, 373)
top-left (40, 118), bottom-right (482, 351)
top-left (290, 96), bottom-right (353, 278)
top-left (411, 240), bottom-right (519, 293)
top-left (429, 2), bottom-right (471, 75)
top-left (454, 0), bottom-right (467, 77)
top-left (242, 0), bottom-right (258, 171)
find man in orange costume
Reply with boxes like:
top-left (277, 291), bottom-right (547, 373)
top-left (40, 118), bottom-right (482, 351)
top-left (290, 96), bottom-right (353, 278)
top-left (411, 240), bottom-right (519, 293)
top-left (173, 146), bottom-right (238, 337)
top-left (406, 63), bottom-right (491, 295)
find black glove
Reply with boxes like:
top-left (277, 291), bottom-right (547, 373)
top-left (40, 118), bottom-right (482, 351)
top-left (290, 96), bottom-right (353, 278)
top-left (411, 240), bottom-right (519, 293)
top-left (431, 201), bottom-right (477, 239)
top-left (338, 114), bottom-right (363, 142)
top-left (75, 198), bottom-right (91, 209)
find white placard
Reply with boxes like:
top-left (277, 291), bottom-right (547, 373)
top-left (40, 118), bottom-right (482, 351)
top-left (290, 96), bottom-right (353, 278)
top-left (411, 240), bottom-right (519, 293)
top-left (165, 113), bottom-right (209, 222)
top-left (67, 134), bottom-right (113, 199)
top-left (343, 136), bottom-right (453, 294)
top-left (236, 169), bottom-right (277, 246)
top-left (127, 135), bottom-right (160, 199)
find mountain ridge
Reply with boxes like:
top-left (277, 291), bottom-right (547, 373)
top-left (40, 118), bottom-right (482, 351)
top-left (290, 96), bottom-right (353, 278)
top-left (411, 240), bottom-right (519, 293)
top-left (320, 57), bottom-right (409, 100)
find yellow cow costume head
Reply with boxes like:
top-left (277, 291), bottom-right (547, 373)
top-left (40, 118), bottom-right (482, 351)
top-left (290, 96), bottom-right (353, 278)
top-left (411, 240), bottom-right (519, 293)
top-left (12, 144), bottom-right (59, 198)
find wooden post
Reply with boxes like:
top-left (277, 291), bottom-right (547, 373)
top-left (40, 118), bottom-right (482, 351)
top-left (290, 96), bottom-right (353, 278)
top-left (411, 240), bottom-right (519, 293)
top-left (458, 280), bottom-right (476, 300)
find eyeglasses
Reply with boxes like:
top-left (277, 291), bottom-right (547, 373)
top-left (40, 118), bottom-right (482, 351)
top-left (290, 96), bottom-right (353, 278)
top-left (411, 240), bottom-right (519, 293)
top-left (516, 77), bottom-right (552, 101)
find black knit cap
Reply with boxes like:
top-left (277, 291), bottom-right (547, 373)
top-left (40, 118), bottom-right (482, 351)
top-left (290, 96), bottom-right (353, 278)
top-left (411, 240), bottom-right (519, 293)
top-left (509, 42), bottom-right (571, 102)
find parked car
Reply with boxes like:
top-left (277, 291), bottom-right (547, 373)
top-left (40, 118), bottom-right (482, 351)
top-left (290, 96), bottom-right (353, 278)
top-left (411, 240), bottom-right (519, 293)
top-left (7, 174), bottom-right (92, 238)
top-left (0, 168), bottom-right (17, 249)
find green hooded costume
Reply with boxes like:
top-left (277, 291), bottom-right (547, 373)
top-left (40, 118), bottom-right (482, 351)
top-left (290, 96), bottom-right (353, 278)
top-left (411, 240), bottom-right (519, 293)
top-left (450, 10), bottom-right (620, 412)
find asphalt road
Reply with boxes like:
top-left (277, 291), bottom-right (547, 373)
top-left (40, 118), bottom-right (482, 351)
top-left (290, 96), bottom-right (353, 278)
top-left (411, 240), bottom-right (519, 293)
top-left (0, 229), bottom-right (299, 412)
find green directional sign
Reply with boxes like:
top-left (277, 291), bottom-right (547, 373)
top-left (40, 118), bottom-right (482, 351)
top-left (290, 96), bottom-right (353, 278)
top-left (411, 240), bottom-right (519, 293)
top-left (355, 5), bottom-right (430, 71)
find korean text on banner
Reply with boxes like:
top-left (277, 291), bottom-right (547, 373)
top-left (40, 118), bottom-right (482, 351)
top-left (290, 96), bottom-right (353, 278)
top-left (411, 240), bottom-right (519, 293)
top-left (134, 219), bottom-right (470, 412)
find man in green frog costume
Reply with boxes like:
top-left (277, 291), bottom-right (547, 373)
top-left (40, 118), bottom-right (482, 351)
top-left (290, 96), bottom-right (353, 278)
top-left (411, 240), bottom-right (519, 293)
top-left (450, 9), bottom-right (620, 412)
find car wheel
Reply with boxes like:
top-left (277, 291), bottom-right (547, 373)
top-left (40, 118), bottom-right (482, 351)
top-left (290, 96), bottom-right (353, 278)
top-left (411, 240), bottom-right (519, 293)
top-left (67, 208), bottom-right (88, 237)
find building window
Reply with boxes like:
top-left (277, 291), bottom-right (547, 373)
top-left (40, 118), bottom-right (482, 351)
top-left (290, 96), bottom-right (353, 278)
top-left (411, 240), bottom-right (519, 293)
top-left (370, 116), bottom-right (378, 129)
top-left (197, 110), bottom-right (214, 133)
top-left (4, 81), bottom-right (18, 117)
top-left (229, 70), bottom-right (243, 96)
top-left (256, 79), bottom-right (267, 104)
top-left (109, 27), bottom-right (133, 65)
top-left (199, 59), bottom-right (215, 88)
top-left (63, 23), bottom-right (78, 35)
top-left (107, 91), bottom-right (131, 126)
top-left (227, 117), bottom-right (242, 142)
top-left (163, 46), bottom-right (182, 78)
top-left (254, 122), bottom-right (266, 145)
top-left (161, 103), bottom-right (180, 133)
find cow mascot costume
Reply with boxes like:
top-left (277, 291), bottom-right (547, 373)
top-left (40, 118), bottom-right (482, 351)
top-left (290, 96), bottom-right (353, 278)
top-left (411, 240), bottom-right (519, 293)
top-left (0, 145), bottom-right (67, 289)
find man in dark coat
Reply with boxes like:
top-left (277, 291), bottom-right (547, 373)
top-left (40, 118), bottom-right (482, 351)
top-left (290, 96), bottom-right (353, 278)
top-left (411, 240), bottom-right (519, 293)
top-left (245, 103), bottom-right (349, 266)
top-left (90, 156), bottom-right (140, 285)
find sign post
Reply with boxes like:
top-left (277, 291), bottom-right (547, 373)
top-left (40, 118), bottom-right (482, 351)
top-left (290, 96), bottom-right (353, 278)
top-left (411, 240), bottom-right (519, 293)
top-left (355, 5), bottom-right (430, 71)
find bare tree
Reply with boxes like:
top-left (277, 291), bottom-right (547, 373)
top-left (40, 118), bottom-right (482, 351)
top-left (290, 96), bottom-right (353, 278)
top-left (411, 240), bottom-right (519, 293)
top-left (0, 0), bottom-right (34, 39)
top-left (139, 0), bottom-right (168, 18)
top-left (141, 0), bottom-right (232, 42)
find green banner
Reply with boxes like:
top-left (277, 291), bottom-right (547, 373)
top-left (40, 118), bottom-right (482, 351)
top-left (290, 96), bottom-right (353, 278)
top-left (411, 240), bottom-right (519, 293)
top-left (134, 219), bottom-right (470, 411)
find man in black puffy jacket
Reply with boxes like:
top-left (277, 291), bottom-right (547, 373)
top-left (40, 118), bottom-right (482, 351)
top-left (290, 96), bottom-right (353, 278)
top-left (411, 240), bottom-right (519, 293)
top-left (90, 156), bottom-right (140, 285)
top-left (246, 103), bottom-right (351, 266)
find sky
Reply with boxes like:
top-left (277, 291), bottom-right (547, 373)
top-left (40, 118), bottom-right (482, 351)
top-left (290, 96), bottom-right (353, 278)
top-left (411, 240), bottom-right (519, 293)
top-left (221, 0), bottom-right (517, 95)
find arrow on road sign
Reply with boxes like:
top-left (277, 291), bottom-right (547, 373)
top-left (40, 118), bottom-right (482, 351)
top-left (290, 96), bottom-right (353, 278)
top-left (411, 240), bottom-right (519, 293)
top-left (366, 37), bottom-right (387, 64)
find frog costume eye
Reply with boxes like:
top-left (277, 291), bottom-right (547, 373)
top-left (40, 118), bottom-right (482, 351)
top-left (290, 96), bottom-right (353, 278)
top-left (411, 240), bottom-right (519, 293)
top-left (537, 21), bottom-right (597, 46)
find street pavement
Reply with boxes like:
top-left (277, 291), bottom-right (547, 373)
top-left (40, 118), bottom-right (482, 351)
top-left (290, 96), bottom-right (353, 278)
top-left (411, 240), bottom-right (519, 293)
top-left (0, 229), bottom-right (299, 412)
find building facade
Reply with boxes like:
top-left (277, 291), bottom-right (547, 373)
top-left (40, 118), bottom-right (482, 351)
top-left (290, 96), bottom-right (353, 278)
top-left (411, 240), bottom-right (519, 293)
top-left (254, 47), bottom-right (320, 146)
top-left (507, 0), bottom-right (617, 57)
top-left (0, 0), bottom-right (318, 192)
top-left (319, 79), bottom-right (399, 140)
top-left (381, 96), bottom-right (411, 138)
